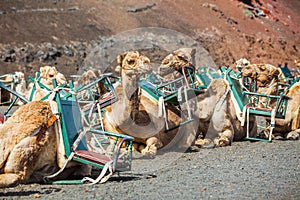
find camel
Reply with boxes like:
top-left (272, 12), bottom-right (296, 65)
top-left (103, 51), bottom-right (196, 155)
top-left (267, 80), bottom-right (300, 140)
top-left (29, 66), bottom-right (67, 101)
top-left (235, 58), bottom-right (284, 92)
top-left (235, 58), bottom-right (288, 109)
top-left (0, 72), bottom-right (27, 104)
top-left (40, 66), bottom-right (67, 88)
top-left (158, 49), bottom-right (257, 147)
top-left (236, 60), bottom-right (300, 140)
top-left (0, 100), bottom-right (91, 188)
top-left (0, 101), bottom-right (58, 187)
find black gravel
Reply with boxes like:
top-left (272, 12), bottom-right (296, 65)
top-left (0, 140), bottom-right (299, 199)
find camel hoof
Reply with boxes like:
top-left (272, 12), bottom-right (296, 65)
top-left (195, 138), bottom-right (212, 147)
top-left (188, 145), bottom-right (201, 152)
top-left (273, 135), bottom-right (284, 140)
top-left (141, 146), bottom-right (157, 157)
top-left (195, 138), bottom-right (215, 148)
top-left (217, 138), bottom-right (230, 147)
top-left (213, 135), bottom-right (231, 147)
top-left (258, 131), bottom-right (268, 139)
top-left (286, 131), bottom-right (299, 140)
top-left (202, 142), bottom-right (215, 149)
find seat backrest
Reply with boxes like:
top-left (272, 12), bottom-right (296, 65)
top-left (221, 67), bottom-right (249, 111)
top-left (53, 80), bottom-right (88, 157)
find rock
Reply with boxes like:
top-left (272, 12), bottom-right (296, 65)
top-left (37, 50), bottom-right (48, 61)
top-left (25, 51), bottom-right (35, 63)
top-left (62, 45), bottom-right (74, 57)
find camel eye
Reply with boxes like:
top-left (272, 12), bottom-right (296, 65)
top-left (127, 59), bottom-right (135, 65)
top-left (162, 59), bottom-right (170, 65)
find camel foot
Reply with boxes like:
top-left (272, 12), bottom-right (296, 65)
top-left (258, 130), bottom-right (269, 139)
top-left (141, 145), bottom-right (157, 157)
top-left (214, 135), bottom-right (231, 147)
top-left (188, 145), bottom-right (201, 152)
top-left (195, 138), bottom-right (215, 149)
top-left (286, 131), bottom-right (299, 140)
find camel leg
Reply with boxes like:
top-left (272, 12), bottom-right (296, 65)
top-left (0, 174), bottom-right (22, 188)
top-left (2, 135), bottom-right (47, 187)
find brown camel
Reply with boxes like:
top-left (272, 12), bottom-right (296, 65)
top-left (158, 49), bottom-right (257, 147)
top-left (103, 51), bottom-right (196, 155)
top-left (268, 80), bottom-right (300, 139)
top-left (0, 101), bottom-right (58, 187)
top-left (29, 66), bottom-right (67, 101)
top-left (0, 101), bottom-right (90, 188)
top-left (237, 60), bottom-right (300, 140)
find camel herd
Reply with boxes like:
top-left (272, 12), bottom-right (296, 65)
top-left (0, 49), bottom-right (299, 188)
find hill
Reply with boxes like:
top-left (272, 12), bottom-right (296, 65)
top-left (0, 0), bottom-right (299, 76)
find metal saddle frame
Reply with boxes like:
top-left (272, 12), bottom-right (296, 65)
top-left (139, 66), bottom-right (204, 131)
top-left (220, 66), bottom-right (289, 142)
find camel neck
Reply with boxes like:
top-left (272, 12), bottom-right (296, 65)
top-left (121, 71), bottom-right (141, 121)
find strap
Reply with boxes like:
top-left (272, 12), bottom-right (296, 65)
top-left (183, 86), bottom-right (192, 120)
top-left (158, 96), bottom-right (164, 117)
top-left (43, 152), bottom-right (75, 182)
top-left (81, 160), bottom-right (113, 185)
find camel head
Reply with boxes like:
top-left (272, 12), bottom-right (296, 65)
top-left (241, 63), bottom-right (281, 87)
top-left (117, 51), bottom-right (151, 78)
top-left (235, 58), bottom-right (250, 71)
top-left (40, 66), bottom-right (67, 87)
top-left (159, 48), bottom-right (195, 76)
top-left (78, 69), bottom-right (98, 86)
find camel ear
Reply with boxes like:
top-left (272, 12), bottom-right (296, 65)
top-left (117, 53), bottom-right (127, 65)
top-left (115, 65), bottom-right (121, 73)
top-left (40, 66), bottom-right (45, 74)
top-left (272, 68), bottom-right (280, 77)
top-left (52, 66), bottom-right (58, 73)
top-left (258, 64), bottom-right (266, 71)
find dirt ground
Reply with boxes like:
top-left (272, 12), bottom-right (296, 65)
top-left (0, 0), bottom-right (299, 199)
top-left (0, 140), bottom-right (299, 199)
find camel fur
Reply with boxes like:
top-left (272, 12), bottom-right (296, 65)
top-left (0, 101), bottom-right (58, 187)
top-left (0, 101), bottom-right (91, 188)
